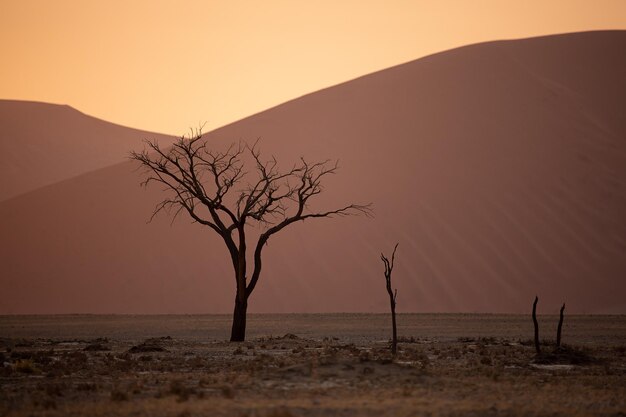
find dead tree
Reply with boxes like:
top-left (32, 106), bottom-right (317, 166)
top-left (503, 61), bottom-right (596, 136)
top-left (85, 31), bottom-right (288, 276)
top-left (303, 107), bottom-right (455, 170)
top-left (131, 131), bottom-right (370, 341)
top-left (556, 303), bottom-right (565, 348)
top-left (532, 296), bottom-right (540, 355)
top-left (381, 243), bottom-right (399, 356)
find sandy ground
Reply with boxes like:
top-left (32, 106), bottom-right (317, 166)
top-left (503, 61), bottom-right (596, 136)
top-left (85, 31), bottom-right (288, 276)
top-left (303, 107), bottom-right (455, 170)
top-left (1, 314), bottom-right (625, 416)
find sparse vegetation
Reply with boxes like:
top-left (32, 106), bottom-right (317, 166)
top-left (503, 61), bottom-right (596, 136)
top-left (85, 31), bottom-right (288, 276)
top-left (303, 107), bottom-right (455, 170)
top-left (1, 315), bottom-right (624, 417)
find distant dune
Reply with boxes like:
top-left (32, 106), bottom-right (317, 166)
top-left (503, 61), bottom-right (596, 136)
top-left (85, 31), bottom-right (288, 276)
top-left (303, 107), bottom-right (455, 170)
top-left (0, 100), bottom-right (175, 201)
top-left (1, 31), bottom-right (624, 314)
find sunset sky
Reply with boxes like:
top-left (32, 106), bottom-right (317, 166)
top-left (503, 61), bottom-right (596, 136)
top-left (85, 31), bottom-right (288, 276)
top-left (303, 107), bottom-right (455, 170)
top-left (2, 0), bottom-right (625, 135)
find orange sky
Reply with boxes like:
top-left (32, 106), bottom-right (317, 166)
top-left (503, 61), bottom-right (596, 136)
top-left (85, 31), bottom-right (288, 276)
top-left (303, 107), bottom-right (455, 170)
top-left (1, 0), bottom-right (625, 135)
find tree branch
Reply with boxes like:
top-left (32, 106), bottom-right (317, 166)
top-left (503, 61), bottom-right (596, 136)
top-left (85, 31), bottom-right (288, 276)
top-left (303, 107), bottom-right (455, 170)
top-left (131, 132), bottom-right (372, 300)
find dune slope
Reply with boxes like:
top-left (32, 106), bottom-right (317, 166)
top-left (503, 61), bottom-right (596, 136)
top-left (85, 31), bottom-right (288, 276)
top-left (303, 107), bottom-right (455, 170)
top-left (1, 31), bottom-right (625, 314)
top-left (0, 100), bottom-right (175, 201)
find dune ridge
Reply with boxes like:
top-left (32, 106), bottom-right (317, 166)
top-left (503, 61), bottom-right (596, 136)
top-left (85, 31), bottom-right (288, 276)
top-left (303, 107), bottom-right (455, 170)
top-left (0, 100), bottom-right (175, 201)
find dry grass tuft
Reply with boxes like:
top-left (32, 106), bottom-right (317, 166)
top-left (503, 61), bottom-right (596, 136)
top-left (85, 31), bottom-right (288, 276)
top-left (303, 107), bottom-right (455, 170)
top-left (534, 344), bottom-right (597, 365)
top-left (14, 359), bottom-right (39, 374)
top-left (110, 389), bottom-right (129, 402)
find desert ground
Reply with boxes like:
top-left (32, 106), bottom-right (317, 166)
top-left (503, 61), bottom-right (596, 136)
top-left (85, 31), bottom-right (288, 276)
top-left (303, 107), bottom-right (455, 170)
top-left (1, 314), bottom-right (624, 416)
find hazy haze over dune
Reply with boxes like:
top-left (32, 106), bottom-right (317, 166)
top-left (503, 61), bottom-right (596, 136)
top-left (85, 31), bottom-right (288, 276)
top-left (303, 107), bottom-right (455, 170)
top-left (0, 100), bottom-right (174, 201)
top-left (1, 31), bottom-right (625, 315)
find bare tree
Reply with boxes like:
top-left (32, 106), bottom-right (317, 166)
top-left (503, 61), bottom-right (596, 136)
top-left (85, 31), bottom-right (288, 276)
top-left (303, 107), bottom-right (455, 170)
top-left (556, 302), bottom-right (565, 348)
top-left (381, 243), bottom-right (399, 356)
top-left (532, 296), bottom-right (540, 355)
top-left (131, 131), bottom-right (370, 341)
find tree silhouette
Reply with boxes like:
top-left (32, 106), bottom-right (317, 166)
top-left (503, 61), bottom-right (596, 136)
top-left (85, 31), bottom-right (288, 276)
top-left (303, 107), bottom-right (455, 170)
top-left (381, 243), bottom-right (399, 355)
top-left (131, 131), bottom-right (370, 341)
top-left (532, 296), bottom-right (540, 355)
top-left (556, 303), bottom-right (565, 348)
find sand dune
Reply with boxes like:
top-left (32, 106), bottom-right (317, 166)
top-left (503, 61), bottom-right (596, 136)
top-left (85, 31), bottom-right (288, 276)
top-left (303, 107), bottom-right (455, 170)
top-left (0, 100), bottom-right (175, 201)
top-left (1, 31), bottom-right (624, 314)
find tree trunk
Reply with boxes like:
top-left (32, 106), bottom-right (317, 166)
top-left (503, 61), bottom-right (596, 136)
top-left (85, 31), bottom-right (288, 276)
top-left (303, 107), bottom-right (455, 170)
top-left (532, 296), bottom-right (540, 355)
top-left (230, 242), bottom-right (248, 342)
top-left (230, 296), bottom-right (247, 342)
top-left (556, 303), bottom-right (565, 348)
top-left (390, 302), bottom-right (397, 355)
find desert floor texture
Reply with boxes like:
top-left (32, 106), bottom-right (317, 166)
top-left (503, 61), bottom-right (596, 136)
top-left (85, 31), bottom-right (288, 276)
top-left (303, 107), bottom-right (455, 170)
top-left (1, 314), bottom-right (625, 416)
